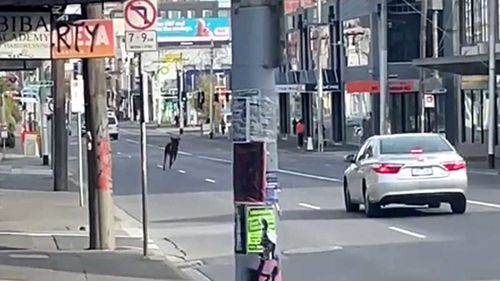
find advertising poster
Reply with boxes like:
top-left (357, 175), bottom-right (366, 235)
top-left (245, 205), bottom-right (277, 253)
top-left (157, 17), bottom-right (230, 42)
top-left (287, 30), bottom-right (301, 71)
top-left (309, 25), bottom-right (331, 70)
top-left (343, 16), bottom-right (371, 67)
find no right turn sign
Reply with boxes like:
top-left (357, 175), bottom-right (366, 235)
top-left (424, 94), bottom-right (435, 108)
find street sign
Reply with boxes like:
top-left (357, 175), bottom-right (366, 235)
top-left (48, 99), bottom-right (54, 113)
top-left (124, 0), bottom-right (158, 32)
top-left (0, 125), bottom-right (8, 139)
top-left (274, 84), bottom-right (305, 92)
top-left (424, 94), bottom-right (435, 108)
top-left (125, 30), bottom-right (158, 52)
top-left (71, 76), bottom-right (85, 113)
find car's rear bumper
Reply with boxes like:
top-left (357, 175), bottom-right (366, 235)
top-left (368, 173), bottom-right (467, 204)
top-left (377, 191), bottom-right (466, 206)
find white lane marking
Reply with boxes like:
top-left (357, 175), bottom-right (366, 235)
top-left (204, 178), bottom-right (216, 183)
top-left (191, 154), bottom-right (343, 182)
top-left (10, 254), bottom-right (49, 259)
top-left (0, 231), bottom-right (142, 239)
top-left (117, 152), bottom-right (122, 155)
top-left (179, 151), bottom-right (193, 156)
top-left (468, 170), bottom-right (499, 176)
top-left (197, 155), bottom-right (231, 163)
top-left (279, 169), bottom-right (342, 182)
top-left (468, 200), bottom-right (500, 209)
top-left (298, 202), bottom-right (321, 210)
top-left (156, 164), bottom-right (163, 169)
top-left (388, 226), bottom-right (427, 239)
top-left (125, 138), bottom-right (139, 144)
top-left (283, 245), bottom-right (343, 255)
top-left (178, 169), bottom-right (186, 174)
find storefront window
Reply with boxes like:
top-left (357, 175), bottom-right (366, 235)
top-left (462, 89), bottom-right (492, 144)
top-left (462, 90), bottom-right (473, 143)
top-left (344, 92), bottom-right (372, 144)
top-left (462, 0), bottom-right (489, 44)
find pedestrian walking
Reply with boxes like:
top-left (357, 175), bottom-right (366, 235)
top-left (360, 112), bottom-right (374, 144)
top-left (292, 118), bottom-right (297, 135)
top-left (221, 118), bottom-right (226, 135)
top-left (295, 119), bottom-right (305, 149)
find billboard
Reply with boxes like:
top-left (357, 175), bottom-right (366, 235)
top-left (156, 17), bottom-right (230, 43)
top-left (52, 19), bottom-right (115, 59)
top-left (285, 0), bottom-right (316, 15)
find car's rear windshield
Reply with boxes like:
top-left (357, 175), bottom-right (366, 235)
top-left (108, 117), bottom-right (117, 125)
top-left (380, 135), bottom-right (453, 154)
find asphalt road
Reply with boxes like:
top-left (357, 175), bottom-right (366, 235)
top-left (71, 123), bottom-right (500, 281)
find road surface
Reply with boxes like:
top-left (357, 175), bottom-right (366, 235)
top-left (69, 123), bottom-right (500, 281)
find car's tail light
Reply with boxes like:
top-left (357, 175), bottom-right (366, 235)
top-left (442, 160), bottom-right (466, 171)
top-left (371, 163), bottom-right (403, 174)
top-left (410, 148), bottom-right (423, 154)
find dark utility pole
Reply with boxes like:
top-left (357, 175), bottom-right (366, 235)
top-left (82, 3), bottom-right (116, 250)
top-left (231, 0), bottom-right (284, 279)
top-left (52, 59), bottom-right (68, 191)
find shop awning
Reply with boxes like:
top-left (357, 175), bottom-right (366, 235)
top-left (412, 53), bottom-right (500, 75)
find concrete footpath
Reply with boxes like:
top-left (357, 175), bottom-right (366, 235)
top-left (0, 154), bottom-right (192, 281)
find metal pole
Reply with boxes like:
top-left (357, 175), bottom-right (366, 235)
top-left (316, 0), bottom-right (324, 152)
top-left (40, 83), bottom-right (49, 165)
top-left (209, 39), bottom-right (215, 139)
top-left (432, 10), bottom-right (439, 75)
top-left (77, 112), bottom-right (84, 207)
top-left (179, 67), bottom-right (185, 133)
top-left (232, 2), bottom-right (282, 279)
top-left (379, 0), bottom-right (388, 135)
top-left (488, 0), bottom-right (497, 169)
top-left (1, 93), bottom-right (5, 160)
top-left (142, 66), bottom-right (150, 123)
top-left (419, 0), bottom-right (428, 133)
top-left (138, 54), bottom-right (149, 256)
top-left (52, 59), bottom-right (68, 191)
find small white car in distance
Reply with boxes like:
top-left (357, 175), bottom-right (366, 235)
top-left (107, 112), bottom-right (119, 140)
top-left (343, 133), bottom-right (467, 217)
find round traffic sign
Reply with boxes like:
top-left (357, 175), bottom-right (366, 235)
top-left (48, 99), bottom-right (54, 112)
top-left (124, 0), bottom-right (157, 31)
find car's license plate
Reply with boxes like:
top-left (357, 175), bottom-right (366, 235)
top-left (412, 167), bottom-right (433, 176)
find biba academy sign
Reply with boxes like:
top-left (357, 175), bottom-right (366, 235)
top-left (0, 12), bottom-right (51, 59)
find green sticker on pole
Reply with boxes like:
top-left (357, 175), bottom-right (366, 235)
top-left (245, 205), bottom-right (276, 253)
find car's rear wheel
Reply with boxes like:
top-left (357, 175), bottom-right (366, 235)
top-left (364, 189), bottom-right (381, 218)
top-left (451, 195), bottom-right (467, 214)
top-left (344, 180), bottom-right (359, 212)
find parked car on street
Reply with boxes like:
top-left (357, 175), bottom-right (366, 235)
top-left (81, 112), bottom-right (119, 140)
top-left (343, 133), bottom-right (468, 217)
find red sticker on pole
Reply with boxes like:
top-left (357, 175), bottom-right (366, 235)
top-left (124, 0), bottom-right (158, 31)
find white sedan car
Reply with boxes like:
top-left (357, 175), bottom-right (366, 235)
top-left (343, 133), bottom-right (467, 217)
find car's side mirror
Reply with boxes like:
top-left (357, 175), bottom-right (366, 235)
top-left (344, 154), bottom-right (356, 163)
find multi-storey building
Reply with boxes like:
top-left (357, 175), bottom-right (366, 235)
top-left (414, 0), bottom-right (500, 159)
top-left (277, 0), bottom-right (500, 160)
